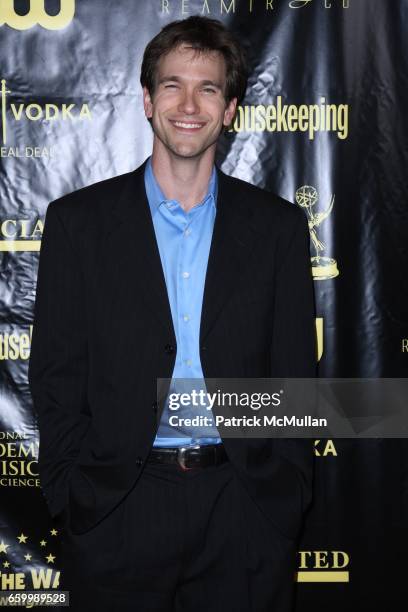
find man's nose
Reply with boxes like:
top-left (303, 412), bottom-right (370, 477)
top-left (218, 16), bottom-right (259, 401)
top-left (178, 89), bottom-right (200, 115)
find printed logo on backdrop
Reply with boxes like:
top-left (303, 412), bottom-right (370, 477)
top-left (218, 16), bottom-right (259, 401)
top-left (0, 0), bottom-right (75, 30)
top-left (0, 326), bottom-right (33, 358)
top-left (296, 186), bottom-right (339, 280)
top-left (315, 317), bottom-right (324, 360)
top-left (0, 79), bottom-right (92, 160)
top-left (229, 98), bottom-right (349, 140)
top-left (0, 431), bottom-right (39, 487)
top-left (0, 218), bottom-right (43, 252)
top-left (161, 0), bottom-right (351, 16)
top-left (296, 550), bottom-right (350, 582)
top-left (314, 439), bottom-right (337, 456)
top-left (0, 525), bottom-right (61, 595)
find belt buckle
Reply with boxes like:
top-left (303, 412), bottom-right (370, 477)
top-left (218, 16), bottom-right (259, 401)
top-left (177, 445), bottom-right (201, 471)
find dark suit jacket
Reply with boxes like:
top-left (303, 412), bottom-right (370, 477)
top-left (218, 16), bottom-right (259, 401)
top-left (28, 160), bottom-right (316, 538)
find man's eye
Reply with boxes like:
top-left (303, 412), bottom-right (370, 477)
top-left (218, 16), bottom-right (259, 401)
top-left (164, 84), bottom-right (178, 89)
top-left (202, 88), bottom-right (216, 94)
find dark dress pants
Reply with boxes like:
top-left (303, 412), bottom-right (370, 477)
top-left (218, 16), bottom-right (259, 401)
top-left (58, 460), bottom-right (298, 611)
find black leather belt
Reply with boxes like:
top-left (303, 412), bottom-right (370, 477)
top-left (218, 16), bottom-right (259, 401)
top-left (148, 444), bottom-right (228, 471)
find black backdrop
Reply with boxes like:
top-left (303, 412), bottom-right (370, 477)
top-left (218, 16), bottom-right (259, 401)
top-left (0, 0), bottom-right (407, 609)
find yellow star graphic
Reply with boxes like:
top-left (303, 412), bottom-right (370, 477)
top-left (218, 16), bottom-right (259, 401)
top-left (24, 553), bottom-right (32, 561)
top-left (3, 561), bottom-right (10, 568)
top-left (40, 540), bottom-right (47, 547)
top-left (50, 529), bottom-right (58, 536)
top-left (46, 553), bottom-right (56, 564)
top-left (17, 533), bottom-right (28, 544)
top-left (0, 541), bottom-right (10, 554)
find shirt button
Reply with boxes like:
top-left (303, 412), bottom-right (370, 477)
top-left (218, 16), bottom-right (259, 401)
top-left (183, 315), bottom-right (190, 322)
top-left (185, 359), bottom-right (192, 367)
top-left (164, 344), bottom-right (175, 354)
top-left (135, 457), bottom-right (143, 467)
top-left (182, 271), bottom-right (190, 279)
top-left (184, 228), bottom-right (191, 236)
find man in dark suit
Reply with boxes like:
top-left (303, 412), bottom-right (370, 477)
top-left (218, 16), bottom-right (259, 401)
top-left (29, 16), bottom-right (315, 612)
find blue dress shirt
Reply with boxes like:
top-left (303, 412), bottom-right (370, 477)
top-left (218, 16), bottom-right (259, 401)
top-left (144, 158), bottom-right (221, 447)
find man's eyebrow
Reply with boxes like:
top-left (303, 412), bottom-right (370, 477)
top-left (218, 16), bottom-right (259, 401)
top-left (158, 75), bottom-right (182, 84)
top-left (200, 80), bottom-right (222, 89)
top-left (158, 76), bottom-right (222, 89)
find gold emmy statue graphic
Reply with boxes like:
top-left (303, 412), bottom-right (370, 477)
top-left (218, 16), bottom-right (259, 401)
top-left (295, 185), bottom-right (339, 280)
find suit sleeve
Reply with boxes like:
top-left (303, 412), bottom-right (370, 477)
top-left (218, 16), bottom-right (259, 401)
top-left (28, 202), bottom-right (90, 519)
top-left (271, 208), bottom-right (316, 377)
top-left (270, 208), bottom-right (316, 512)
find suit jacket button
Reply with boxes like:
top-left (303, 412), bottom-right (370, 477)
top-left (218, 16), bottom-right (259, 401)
top-left (135, 457), bottom-right (143, 467)
top-left (152, 402), bottom-right (158, 414)
top-left (201, 345), bottom-right (207, 352)
top-left (164, 344), bottom-right (175, 355)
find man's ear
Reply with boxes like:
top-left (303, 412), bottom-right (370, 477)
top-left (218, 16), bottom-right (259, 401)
top-left (223, 97), bottom-right (238, 128)
top-left (143, 86), bottom-right (153, 119)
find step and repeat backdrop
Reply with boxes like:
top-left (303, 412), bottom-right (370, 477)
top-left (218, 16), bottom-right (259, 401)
top-left (0, 0), bottom-right (407, 609)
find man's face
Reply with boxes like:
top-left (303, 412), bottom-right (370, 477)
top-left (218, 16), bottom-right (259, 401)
top-left (143, 44), bottom-right (237, 159)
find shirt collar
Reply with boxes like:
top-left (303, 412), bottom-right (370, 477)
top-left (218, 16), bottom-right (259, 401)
top-left (144, 157), bottom-right (217, 214)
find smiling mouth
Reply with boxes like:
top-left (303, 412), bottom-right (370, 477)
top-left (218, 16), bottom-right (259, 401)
top-left (169, 120), bottom-right (206, 131)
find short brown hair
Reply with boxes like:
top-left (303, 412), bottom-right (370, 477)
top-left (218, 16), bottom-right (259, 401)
top-left (140, 16), bottom-right (248, 104)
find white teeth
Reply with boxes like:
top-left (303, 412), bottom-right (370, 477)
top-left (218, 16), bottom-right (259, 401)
top-left (173, 122), bottom-right (202, 129)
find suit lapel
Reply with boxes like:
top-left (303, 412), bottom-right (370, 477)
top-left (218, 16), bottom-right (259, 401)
top-left (200, 169), bottom-right (256, 343)
top-left (109, 161), bottom-right (175, 338)
top-left (109, 162), bottom-right (256, 344)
